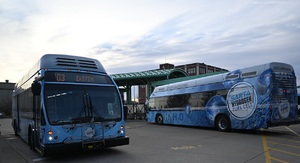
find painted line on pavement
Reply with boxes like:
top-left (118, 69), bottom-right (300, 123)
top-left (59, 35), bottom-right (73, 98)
top-left (262, 134), bottom-right (271, 163)
top-left (270, 147), bottom-right (300, 157)
top-left (285, 126), bottom-right (300, 137)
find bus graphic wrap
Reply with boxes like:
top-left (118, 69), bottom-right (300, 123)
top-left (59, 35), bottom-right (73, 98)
top-left (147, 62), bottom-right (299, 131)
top-left (227, 82), bottom-right (257, 120)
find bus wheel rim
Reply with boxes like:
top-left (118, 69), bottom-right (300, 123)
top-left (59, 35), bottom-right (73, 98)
top-left (218, 119), bottom-right (227, 130)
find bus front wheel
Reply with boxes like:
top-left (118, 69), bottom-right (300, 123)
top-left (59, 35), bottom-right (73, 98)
top-left (156, 114), bottom-right (163, 125)
top-left (13, 120), bottom-right (18, 136)
top-left (215, 115), bottom-right (231, 132)
top-left (28, 127), bottom-right (36, 152)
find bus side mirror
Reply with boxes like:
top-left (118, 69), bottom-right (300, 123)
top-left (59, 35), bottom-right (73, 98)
top-left (31, 82), bottom-right (41, 96)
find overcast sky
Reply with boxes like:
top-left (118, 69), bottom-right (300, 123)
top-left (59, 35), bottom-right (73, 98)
top-left (1, 0), bottom-right (299, 85)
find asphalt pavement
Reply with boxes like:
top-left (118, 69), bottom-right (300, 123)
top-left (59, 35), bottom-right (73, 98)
top-left (0, 118), bottom-right (31, 163)
top-left (0, 134), bottom-right (31, 163)
top-left (2, 117), bottom-right (300, 163)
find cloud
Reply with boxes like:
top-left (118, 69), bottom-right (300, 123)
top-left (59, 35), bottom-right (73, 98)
top-left (0, 0), bottom-right (300, 85)
top-left (89, 0), bottom-right (300, 84)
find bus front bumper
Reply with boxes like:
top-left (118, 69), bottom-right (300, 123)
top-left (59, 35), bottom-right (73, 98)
top-left (42, 136), bottom-right (129, 155)
top-left (105, 136), bottom-right (129, 147)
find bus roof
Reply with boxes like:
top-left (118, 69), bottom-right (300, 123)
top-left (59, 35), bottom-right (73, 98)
top-left (15, 54), bottom-right (107, 88)
top-left (39, 54), bottom-right (106, 73)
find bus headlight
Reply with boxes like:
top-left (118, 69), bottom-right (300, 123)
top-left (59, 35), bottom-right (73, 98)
top-left (48, 130), bottom-right (55, 141)
top-left (119, 126), bottom-right (125, 135)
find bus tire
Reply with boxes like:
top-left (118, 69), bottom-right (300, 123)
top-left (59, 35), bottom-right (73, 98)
top-left (40, 147), bottom-right (47, 157)
top-left (215, 115), bottom-right (231, 132)
top-left (13, 120), bottom-right (18, 136)
top-left (156, 114), bottom-right (163, 125)
top-left (28, 127), bottom-right (36, 152)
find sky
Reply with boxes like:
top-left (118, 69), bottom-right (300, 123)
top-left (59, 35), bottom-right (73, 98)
top-left (0, 0), bottom-right (300, 85)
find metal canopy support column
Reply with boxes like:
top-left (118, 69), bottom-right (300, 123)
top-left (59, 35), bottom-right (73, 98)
top-left (147, 82), bottom-right (151, 100)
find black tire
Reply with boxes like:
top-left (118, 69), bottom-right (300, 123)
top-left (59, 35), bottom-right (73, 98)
top-left (40, 147), bottom-right (47, 157)
top-left (28, 128), bottom-right (36, 152)
top-left (215, 115), bottom-right (231, 132)
top-left (156, 114), bottom-right (163, 125)
top-left (13, 121), bottom-right (18, 136)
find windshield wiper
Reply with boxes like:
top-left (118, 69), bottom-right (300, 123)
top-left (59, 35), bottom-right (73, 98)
top-left (76, 91), bottom-right (103, 123)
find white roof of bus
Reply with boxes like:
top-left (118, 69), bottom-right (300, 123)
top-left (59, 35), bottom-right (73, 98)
top-left (152, 62), bottom-right (293, 93)
top-left (153, 73), bottom-right (226, 93)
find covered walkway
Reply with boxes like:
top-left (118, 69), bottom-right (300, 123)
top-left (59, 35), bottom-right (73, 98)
top-left (111, 68), bottom-right (188, 104)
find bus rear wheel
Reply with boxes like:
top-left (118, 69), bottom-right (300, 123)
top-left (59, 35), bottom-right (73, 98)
top-left (156, 114), bottom-right (163, 125)
top-left (215, 115), bottom-right (231, 132)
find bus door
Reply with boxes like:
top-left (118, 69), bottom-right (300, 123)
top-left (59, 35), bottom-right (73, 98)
top-left (33, 94), bottom-right (42, 150)
top-left (31, 82), bottom-right (42, 151)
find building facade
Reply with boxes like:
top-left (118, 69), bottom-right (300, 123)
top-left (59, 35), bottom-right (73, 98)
top-left (138, 62), bottom-right (228, 104)
top-left (174, 63), bottom-right (228, 76)
top-left (0, 80), bottom-right (15, 116)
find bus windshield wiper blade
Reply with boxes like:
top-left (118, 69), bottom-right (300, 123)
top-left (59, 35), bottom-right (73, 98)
top-left (76, 93), bottom-right (90, 119)
top-left (76, 89), bottom-right (104, 122)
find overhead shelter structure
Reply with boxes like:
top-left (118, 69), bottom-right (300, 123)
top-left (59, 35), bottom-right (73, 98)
top-left (111, 69), bottom-right (188, 104)
top-left (150, 71), bottom-right (228, 87)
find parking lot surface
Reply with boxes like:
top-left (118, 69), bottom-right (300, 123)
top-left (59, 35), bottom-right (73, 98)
top-left (1, 118), bottom-right (300, 163)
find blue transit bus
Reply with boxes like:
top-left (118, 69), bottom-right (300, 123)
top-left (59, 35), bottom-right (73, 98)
top-left (12, 54), bottom-right (129, 155)
top-left (147, 62), bottom-right (299, 131)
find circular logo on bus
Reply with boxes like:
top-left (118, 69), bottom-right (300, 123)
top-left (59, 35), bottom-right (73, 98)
top-left (226, 82), bottom-right (257, 120)
top-left (278, 99), bottom-right (290, 119)
top-left (85, 127), bottom-right (95, 138)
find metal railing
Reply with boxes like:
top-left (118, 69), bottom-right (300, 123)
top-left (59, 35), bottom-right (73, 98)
top-left (125, 104), bottom-right (146, 120)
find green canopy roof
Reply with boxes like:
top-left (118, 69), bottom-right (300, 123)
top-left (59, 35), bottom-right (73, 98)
top-left (111, 69), bottom-right (188, 86)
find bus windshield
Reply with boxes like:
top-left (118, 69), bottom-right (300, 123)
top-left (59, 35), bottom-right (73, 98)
top-left (44, 84), bottom-right (122, 125)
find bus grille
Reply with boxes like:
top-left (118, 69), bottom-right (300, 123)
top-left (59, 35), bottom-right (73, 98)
top-left (273, 73), bottom-right (295, 89)
top-left (56, 57), bottom-right (98, 69)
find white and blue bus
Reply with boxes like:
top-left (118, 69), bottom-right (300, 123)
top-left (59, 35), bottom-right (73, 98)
top-left (12, 54), bottom-right (129, 155)
top-left (147, 62), bottom-right (299, 131)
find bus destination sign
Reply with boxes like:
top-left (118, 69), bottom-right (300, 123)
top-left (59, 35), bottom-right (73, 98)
top-left (45, 71), bottom-right (112, 84)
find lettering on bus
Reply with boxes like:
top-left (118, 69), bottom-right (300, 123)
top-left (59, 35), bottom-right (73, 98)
top-left (272, 65), bottom-right (292, 72)
top-left (230, 91), bottom-right (253, 111)
top-left (45, 71), bottom-right (111, 84)
top-left (226, 82), bottom-right (257, 120)
top-left (165, 113), bottom-right (184, 122)
top-left (76, 75), bottom-right (94, 82)
top-left (55, 73), bottom-right (95, 82)
top-left (55, 73), bottom-right (66, 81)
